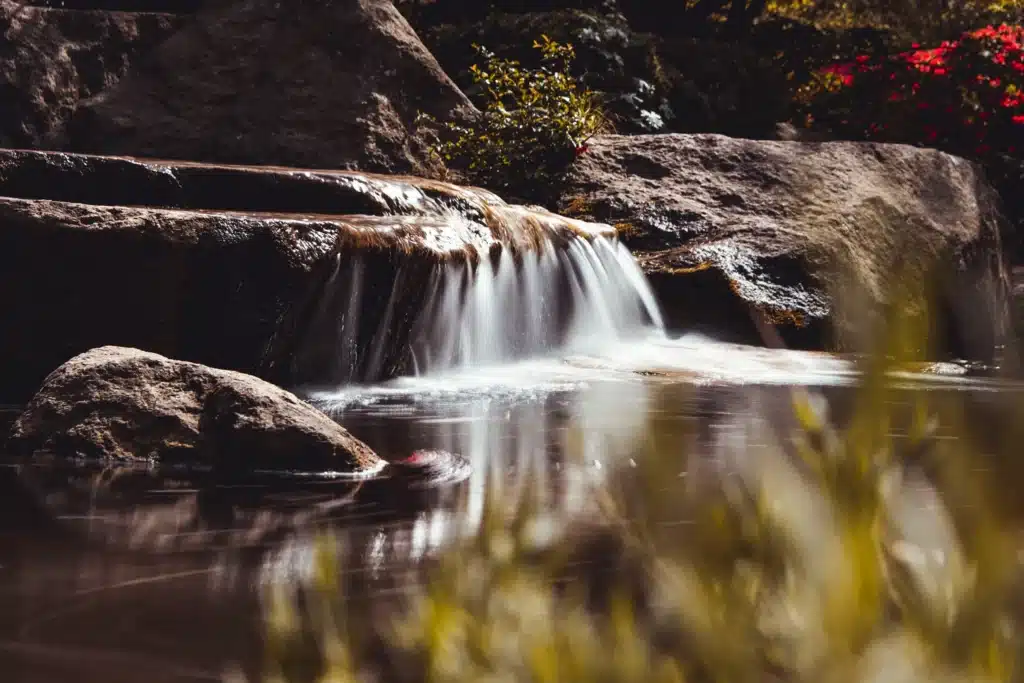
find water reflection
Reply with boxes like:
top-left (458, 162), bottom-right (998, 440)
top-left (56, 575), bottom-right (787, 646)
top-left (1, 337), bottom-right (1020, 682)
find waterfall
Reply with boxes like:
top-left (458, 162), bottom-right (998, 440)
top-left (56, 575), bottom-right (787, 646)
top-left (268, 172), bottom-right (667, 389)
top-left (410, 236), bottom-right (663, 374)
top-left (292, 232), bottom-right (664, 388)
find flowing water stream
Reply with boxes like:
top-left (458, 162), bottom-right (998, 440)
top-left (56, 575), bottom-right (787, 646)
top-left (0, 231), bottom-right (1017, 683)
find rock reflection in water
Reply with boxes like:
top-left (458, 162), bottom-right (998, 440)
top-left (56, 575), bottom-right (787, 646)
top-left (0, 369), bottom-right (670, 683)
top-left (1, 345), bottom-right (1013, 683)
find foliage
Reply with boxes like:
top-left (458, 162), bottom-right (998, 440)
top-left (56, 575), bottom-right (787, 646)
top-left (417, 36), bottom-right (606, 193)
top-left (768, 0), bottom-right (1024, 44)
top-left (417, 10), bottom-right (673, 135)
top-left (798, 23), bottom-right (1024, 254)
top-left (258, 277), bottom-right (1024, 683)
top-left (800, 24), bottom-right (1024, 155)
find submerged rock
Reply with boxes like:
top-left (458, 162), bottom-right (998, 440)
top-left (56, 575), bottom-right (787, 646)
top-left (0, 1), bottom-right (183, 148)
top-left (7, 346), bottom-right (383, 474)
top-left (559, 134), bottom-right (1011, 361)
top-left (63, 0), bottom-right (475, 174)
top-left (0, 150), bottom-right (614, 403)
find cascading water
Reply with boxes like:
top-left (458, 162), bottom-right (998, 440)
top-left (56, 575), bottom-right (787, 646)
top-left (293, 227), bottom-right (666, 388)
top-left (409, 235), bottom-right (664, 374)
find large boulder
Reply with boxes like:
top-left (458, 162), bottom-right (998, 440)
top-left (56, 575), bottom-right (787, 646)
top-left (7, 346), bottom-right (383, 474)
top-left (63, 0), bottom-right (475, 174)
top-left (0, 1), bottom-right (183, 148)
top-left (558, 134), bottom-right (1011, 361)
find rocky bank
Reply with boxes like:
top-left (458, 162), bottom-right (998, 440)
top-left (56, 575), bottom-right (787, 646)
top-left (0, 149), bottom-right (609, 404)
top-left (559, 134), bottom-right (1011, 361)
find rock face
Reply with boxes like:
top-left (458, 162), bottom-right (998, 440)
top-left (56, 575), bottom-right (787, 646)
top-left (64, 0), bottom-right (475, 174)
top-left (7, 346), bottom-right (383, 474)
top-left (0, 195), bottom-right (340, 404)
top-left (0, 150), bottom-right (609, 403)
top-left (559, 134), bottom-right (1011, 360)
top-left (0, 1), bottom-right (183, 148)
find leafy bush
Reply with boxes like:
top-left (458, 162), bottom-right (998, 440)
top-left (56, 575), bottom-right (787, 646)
top-left (416, 10), bottom-right (674, 135)
top-left (798, 24), bottom-right (1024, 254)
top-left (800, 24), bottom-right (1024, 155)
top-left (417, 36), bottom-right (606, 193)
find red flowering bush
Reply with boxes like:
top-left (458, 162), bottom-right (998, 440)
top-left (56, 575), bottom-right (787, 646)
top-left (801, 24), bottom-right (1024, 254)
top-left (803, 24), bottom-right (1024, 159)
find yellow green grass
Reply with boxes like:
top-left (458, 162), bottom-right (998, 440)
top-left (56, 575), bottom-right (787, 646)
top-left (258, 277), bottom-right (1024, 683)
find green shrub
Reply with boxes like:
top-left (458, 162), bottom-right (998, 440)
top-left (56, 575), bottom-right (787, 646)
top-left (417, 36), bottom-right (606, 193)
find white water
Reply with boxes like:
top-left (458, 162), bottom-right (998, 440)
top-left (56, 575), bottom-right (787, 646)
top-left (299, 234), bottom-right (666, 386)
top-left (409, 236), bottom-right (664, 373)
top-left (303, 227), bottom-right (1012, 392)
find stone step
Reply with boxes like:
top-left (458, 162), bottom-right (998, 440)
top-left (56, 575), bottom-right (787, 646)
top-left (0, 149), bottom-right (495, 217)
top-left (0, 148), bottom-right (610, 404)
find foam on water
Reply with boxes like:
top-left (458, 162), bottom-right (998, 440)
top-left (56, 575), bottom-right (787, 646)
top-left (311, 331), bottom-right (1014, 413)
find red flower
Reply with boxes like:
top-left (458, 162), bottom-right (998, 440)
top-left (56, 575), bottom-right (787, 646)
top-left (821, 63), bottom-right (855, 86)
top-left (813, 24), bottom-right (1024, 159)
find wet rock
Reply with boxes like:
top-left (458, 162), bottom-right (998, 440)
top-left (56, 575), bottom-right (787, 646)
top-left (0, 148), bottom-right (478, 214)
top-left (379, 449), bottom-right (472, 489)
top-left (63, 0), bottom-right (475, 175)
top-left (350, 450), bottom-right (473, 515)
top-left (0, 151), bottom-right (612, 403)
top-left (7, 346), bottom-right (383, 475)
top-left (558, 134), bottom-right (1011, 361)
top-left (0, 196), bottom-right (340, 403)
top-left (0, 1), bottom-right (183, 148)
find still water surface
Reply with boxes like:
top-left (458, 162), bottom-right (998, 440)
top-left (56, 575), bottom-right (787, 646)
top-left (0, 334), bottom-right (1017, 683)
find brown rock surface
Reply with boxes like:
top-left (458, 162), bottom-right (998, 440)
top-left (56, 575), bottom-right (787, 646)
top-left (0, 196), bottom-right (340, 403)
top-left (0, 150), bottom-right (610, 403)
top-left (7, 346), bottom-right (382, 474)
top-left (64, 0), bottom-right (475, 174)
top-left (0, 1), bottom-right (183, 148)
top-left (559, 134), bottom-right (1011, 360)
